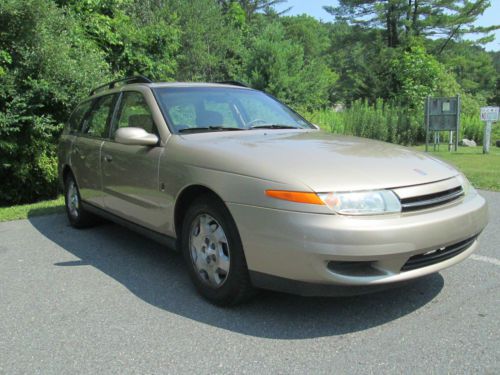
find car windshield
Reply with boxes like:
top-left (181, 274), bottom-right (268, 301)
top-left (153, 87), bottom-right (313, 133)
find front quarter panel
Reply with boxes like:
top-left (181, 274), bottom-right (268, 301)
top-left (159, 161), bottom-right (316, 236)
top-left (159, 137), bottom-right (333, 237)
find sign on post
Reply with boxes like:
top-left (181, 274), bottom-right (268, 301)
top-left (480, 106), bottom-right (499, 154)
top-left (425, 96), bottom-right (460, 152)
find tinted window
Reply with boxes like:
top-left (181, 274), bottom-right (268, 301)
top-left (82, 95), bottom-right (116, 138)
top-left (67, 101), bottom-right (92, 134)
top-left (154, 87), bottom-right (311, 132)
top-left (114, 92), bottom-right (155, 134)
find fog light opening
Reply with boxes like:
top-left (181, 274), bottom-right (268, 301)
top-left (327, 261), bottom-right (386, 277)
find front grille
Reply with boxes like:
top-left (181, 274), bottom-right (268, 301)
top-left (401, 235), bottom-right (477, 271)
top-left (400, 186), bottom-right (463, 212)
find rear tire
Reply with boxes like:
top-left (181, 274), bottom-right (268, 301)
top-left (64, 173), bottom-right (96, 228)
top-left (181, 195), bottom-right (255, 306)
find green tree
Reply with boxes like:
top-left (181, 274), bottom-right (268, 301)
top-left (324, 0), bottom-right (499, 49)
top-left (436, 41), bottom-right (497, 100)
top-left (387, 41), bottom-right (485, 115)
top-left (0, 0), bottom-right (111, 204)
top-left (327, 22), bottom-right (396, 104)
top-left (218, 0), bottom-right (288, 19)
top-left (281, 15), bottom-right (330, 62)
top-left (60, 0), bottom-right (180, 80)
top-left (169, 0), bottom-right (247, 81)
top-left (389, 42), bottom-right (455, 106)
top-left (490, 51), bottom-right (500, 105)
top-left (245, 22), bottom-right (337, 109)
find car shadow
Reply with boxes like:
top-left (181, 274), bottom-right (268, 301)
top-left (28, 212), bottom-right (444, 340)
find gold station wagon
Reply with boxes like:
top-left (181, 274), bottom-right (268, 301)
top-left (58, 76), bottom-right (488, 305)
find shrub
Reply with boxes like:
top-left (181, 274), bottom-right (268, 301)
top-left (305, 100), bottom-right (484, 146)
top-left (0, 0), bottom-right (111, 205)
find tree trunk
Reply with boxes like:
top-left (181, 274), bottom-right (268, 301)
top-left (412, 0), bottom-right (419, 35)
top-left (387, 1), bottom-right (399, 47)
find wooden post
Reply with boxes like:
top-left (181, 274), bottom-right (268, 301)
top-left (425, 96), bottom-right (430, 152)
top-left (483, 121), bottom-right (492, 154)
top-left (456, 95), bottom-right (460, 151)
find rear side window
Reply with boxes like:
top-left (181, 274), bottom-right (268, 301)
top-left (114, 91), bottom-right (156, 135)
top-left (67, 101), bottom-right (92, 134)
top-left (81, 95), bottom-right (116, 138)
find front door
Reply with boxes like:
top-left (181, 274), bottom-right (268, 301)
top-left (101, 91), bottom-right (165, 230)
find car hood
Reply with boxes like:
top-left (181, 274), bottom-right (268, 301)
top-left (172, 130), bottom-right (458, 192)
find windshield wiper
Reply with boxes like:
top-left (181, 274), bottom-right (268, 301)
top-left (249, 124), bottom-right (300, 130)
top-left (179, 126), bottom-right (245, 133)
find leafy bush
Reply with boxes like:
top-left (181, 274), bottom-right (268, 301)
top-left (0, 0), bottom-right (111, 205)
top-left (245, 22), bottom-right (337, 110)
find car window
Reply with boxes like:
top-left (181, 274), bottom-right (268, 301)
top-left (167, 102), bottom-right (197, 129)
top-left (81, 95), bottom-right (115, 138)
top-left (167, 98), bottom-right (240, 129)
top-left (237, 95), bottom-right (300, 126)
top-left (203, 100), bottom-right (239, 128)
top-left (114, 91), bottom-right (156, 134)
top-left (154, 87), bottom-right (312, 132)
top-left (67, 101), bottom-right (92, 134)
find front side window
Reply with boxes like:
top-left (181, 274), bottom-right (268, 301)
top-left (114, 91), bottom-right (156, 135)
top-left (81, 95), bottom-right (116, 138)
top-left (154, 87), bottom-right (312, 133)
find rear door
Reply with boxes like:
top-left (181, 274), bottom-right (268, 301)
top-left (58, 100), bottom-right (93, 176)
top-left (70, 94), bottom-right (117, 207)
top-left (101, 91), bottom-right (165, 230)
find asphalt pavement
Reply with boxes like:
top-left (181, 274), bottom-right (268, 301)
top-left (0, 191), bottom-right (499, 374)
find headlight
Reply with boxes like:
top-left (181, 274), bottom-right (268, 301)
top-left (317, 190), bottom-right (401, 215)
top-left (457, 174), bottom-right (476, 196)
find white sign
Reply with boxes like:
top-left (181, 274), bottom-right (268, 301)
top-left (480, 106), bottom-right (499, 122)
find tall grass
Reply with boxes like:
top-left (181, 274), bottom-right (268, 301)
top-left (304, 100), bottom-right (486, 146)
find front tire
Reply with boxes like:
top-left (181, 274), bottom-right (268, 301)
top-left (181, 195), bottom-right (255, 306)
top-left (64, 173), bottom-right (96, 228)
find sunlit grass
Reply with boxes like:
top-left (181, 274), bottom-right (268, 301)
top-left (411, 145), bottom-right (500, 191)
top-left (0, 196), bottom-right (65, 222)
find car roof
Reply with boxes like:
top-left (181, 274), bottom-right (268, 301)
top-left (148, 82), bottom-right (252, 89)
top-left (86, 81), bottom-right (253, 101)
top-left (87, 75), bottom-right (255, 101)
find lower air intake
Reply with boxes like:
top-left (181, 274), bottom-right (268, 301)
top-left (401, 235), bottom-right (477, 271)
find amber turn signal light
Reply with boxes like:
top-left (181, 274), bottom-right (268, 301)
top-left (265, 190), bottom-right (325, 205)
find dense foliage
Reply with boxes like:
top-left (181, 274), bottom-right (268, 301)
top-left (0, 0), bottom-right (499, 205)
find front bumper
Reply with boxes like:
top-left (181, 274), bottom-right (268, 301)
top-left (227, 192), bottom-right (488, 295)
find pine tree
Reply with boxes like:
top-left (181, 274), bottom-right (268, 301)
top-left (324, 0), bottom-right (499, 50)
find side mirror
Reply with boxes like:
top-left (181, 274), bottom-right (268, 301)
top-left (114, 127), bottom-right (159, 146)
top-left (312, 123), bottom-right (320, 130)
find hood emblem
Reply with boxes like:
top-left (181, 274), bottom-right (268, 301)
top-left (413, 168), bottom-right (427, 176)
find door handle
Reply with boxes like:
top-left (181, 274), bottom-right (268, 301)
top-left (103, 155), bottom-right (113, 162)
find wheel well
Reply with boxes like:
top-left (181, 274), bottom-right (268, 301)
top-left (174, 185), bottom-right (223, 238)
top-left (62, 165), bottom-right (73, 183)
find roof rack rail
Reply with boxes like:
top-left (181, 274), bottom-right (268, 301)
top-left (216, 80), bottom-right (249, 88)
top-left (89, 75), bottom-right (153, 96)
